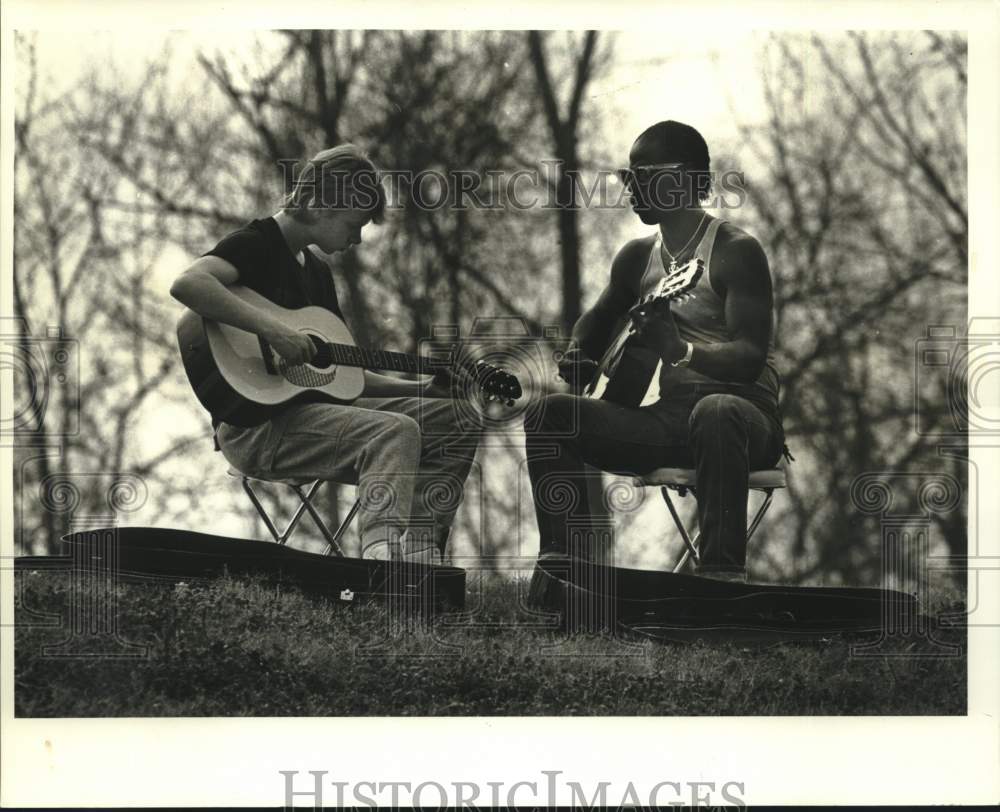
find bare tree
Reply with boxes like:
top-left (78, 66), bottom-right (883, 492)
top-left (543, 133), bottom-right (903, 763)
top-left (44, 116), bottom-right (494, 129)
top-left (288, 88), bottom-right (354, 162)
top-left (732, 32), bottom-right (967, 583)
top-left (13, 36), bottom-right (212, 552)
top-left (526, 31), bottom-right (608, 333)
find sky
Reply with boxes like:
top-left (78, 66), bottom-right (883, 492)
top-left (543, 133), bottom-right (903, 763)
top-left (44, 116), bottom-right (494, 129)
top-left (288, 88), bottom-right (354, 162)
top-left (591, 31), bottom-right (768, 161)
top-left (29, 28), bottom-right (770, 155)
top-left (26, 26), bottom-right (774, 264)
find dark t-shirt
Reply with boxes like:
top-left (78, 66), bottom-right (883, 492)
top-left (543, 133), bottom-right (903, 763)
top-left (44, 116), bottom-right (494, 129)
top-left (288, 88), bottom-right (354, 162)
top-left (203, 217), bottom-right (344, 317)
top-left (201, 217), bottom-right (346, 429)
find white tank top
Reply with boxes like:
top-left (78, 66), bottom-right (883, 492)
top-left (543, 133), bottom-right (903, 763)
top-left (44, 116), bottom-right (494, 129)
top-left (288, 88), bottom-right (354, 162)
top-left (636, 218), bottom-right (779, 407)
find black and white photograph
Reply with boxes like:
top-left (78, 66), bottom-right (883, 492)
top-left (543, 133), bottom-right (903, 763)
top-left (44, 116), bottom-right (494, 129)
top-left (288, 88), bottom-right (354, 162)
top-left (1, 0), bottom-right (998, 807)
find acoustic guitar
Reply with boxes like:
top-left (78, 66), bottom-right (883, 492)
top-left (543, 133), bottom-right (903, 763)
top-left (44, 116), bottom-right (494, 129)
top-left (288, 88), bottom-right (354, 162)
top-left (177, 285), bottom-right (522, 427)
top-left (582, 257), bottom-right (704, 406)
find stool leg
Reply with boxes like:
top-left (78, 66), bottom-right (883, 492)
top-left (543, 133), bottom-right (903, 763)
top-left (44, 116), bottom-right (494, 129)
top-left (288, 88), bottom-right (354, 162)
top-left (661, 487), bottom-right (700, 568)
top-left (746, 488), bottom-right (775, 543)
top-left (275, 480), bottom-right (323, 544)
top-left (330, 498), bottom-right (361, 556)
top-left (291, 483), bottom-right (346, 557)
top-left (672, 528), bottom-right (701, 574)
top-left (242, 478), bottom-right (283, 543)
top-left (673, 548), bottom-right (690, 574)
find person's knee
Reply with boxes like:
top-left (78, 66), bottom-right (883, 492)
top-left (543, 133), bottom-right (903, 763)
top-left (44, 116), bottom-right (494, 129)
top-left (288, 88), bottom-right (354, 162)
top-left (420, 400), bottom-right (483, 458)
top-left (436, 398), bottom-right (485, 440)
top-left (688, 394), bottom-right (748, 443)
top-left (526, 393), bottom-right (577, 437)
top-left (372, 413), bottom-right (422, 461)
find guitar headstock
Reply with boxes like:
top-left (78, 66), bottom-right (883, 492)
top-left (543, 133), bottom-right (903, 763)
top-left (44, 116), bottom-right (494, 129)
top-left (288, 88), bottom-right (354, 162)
top-left (471, 360), bottom-right (522, 406)
top-left (651, 257), bottom-right (704, 304)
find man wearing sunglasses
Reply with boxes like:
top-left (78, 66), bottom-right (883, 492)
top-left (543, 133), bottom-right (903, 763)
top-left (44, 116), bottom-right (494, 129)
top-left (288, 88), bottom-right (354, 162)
top-left (525, 120), bottom-right (786, 583)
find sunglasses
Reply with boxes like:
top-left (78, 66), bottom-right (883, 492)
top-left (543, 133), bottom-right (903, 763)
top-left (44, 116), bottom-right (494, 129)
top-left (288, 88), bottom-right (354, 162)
top-left (616, 162), bottom-right (688, 186)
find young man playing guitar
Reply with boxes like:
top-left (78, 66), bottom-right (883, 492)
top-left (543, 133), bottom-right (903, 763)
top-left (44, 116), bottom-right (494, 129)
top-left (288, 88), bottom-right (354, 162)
top-left (525, 121), bottom-right (786, 582)
top-left (171, 145), bottom-right (482, 563)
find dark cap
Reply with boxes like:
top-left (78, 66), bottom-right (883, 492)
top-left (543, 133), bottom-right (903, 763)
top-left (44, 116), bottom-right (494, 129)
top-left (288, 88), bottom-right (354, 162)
top-left (635, 120), bottom-right (710, 169)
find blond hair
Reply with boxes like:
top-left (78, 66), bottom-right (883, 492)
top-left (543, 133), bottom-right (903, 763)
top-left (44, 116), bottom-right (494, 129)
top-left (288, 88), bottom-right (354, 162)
top-left (282, 144), bottom-right (386, 223)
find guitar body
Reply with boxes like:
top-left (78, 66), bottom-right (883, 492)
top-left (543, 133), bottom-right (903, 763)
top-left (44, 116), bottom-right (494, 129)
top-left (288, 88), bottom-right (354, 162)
top-left (585, 329), bottom-right (661, 407)
top-left (177, 286), bottom-right (365, 427)
top-left (178, 285), bottom-right (521, 428)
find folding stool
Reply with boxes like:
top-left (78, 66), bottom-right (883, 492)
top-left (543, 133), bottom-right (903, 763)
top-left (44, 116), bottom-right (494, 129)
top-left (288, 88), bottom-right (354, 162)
top-left (228, 468), bottom-right (360, 557)
top-left (632, 467), bottom-right (787, 572)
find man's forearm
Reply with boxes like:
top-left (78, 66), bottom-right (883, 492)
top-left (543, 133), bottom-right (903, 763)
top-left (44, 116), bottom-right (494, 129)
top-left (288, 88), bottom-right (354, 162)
top-left (686, 339), bottom-right (765, 384)
top-left (571, 309), bottom-right (616, 360)
top-left (172, 274), bottom-right (284, 337)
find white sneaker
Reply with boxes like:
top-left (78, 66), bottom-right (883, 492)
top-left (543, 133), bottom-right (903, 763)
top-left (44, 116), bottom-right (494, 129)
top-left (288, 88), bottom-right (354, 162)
top-left (400, 531), bottom-right (439, 565)
top-left (360, 538), bottom-right (402, 561)
top-left (403, 546), bottom-right (438, 565)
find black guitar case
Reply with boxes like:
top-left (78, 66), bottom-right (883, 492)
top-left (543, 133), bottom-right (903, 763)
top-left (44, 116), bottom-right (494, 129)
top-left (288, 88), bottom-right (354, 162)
top-left (17, 526), bottom-right (465, 612)
top-left (528, 555), bottom-right (924, 643)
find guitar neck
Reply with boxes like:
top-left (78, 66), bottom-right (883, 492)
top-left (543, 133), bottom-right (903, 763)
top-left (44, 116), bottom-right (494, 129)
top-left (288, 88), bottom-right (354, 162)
top-left (322, 342), bottom-right (447, 375)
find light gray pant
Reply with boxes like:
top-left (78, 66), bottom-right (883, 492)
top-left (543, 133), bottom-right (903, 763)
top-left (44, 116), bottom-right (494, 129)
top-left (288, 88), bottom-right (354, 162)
top-left (216, 396), bottom-right (482, 555)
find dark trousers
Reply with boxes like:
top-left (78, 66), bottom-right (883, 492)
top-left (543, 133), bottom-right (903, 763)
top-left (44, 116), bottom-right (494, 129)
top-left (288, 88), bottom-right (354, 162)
top-left (524, 388), bottom-right (784, 574)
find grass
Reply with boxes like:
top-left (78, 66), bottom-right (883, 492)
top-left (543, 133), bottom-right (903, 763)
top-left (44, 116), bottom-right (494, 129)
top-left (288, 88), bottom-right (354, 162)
top-left (14, 569), bottom-right (966, 717)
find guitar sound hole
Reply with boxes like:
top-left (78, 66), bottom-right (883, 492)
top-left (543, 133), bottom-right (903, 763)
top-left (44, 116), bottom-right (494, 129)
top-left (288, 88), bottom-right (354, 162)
top-left (279, 333), bottom-right (337, 388)
top-left (309, 334), bottom-right (333, 368)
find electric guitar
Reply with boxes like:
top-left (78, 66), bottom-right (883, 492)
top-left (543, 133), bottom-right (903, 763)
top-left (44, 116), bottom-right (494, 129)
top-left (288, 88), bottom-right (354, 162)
top-left (582, 257), bottom-right (704, 406)
top-left (177, 285), bottom-right (522, 427)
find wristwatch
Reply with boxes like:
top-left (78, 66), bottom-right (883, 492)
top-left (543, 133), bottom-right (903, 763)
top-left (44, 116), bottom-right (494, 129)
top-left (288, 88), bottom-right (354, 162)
top-left (671, 341), bottom-right (694, 368)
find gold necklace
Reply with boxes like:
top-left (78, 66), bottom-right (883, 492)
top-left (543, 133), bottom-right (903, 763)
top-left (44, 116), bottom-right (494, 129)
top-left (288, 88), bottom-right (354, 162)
top-left (661, 213), bottom-right (708, 273)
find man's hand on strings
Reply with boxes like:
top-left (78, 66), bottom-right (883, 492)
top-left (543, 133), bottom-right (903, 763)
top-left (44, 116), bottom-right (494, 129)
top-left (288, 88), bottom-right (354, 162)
top-left (628, 297), bottom-right (687, 363)
top-left (263, 324), bottom-right (317, 365)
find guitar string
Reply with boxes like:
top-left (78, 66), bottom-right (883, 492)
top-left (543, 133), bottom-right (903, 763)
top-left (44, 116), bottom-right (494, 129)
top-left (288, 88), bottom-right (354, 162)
top-left (588, 258), bottom-right (702, 396)
top-left (276, 340), bottom-right (514, 398)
